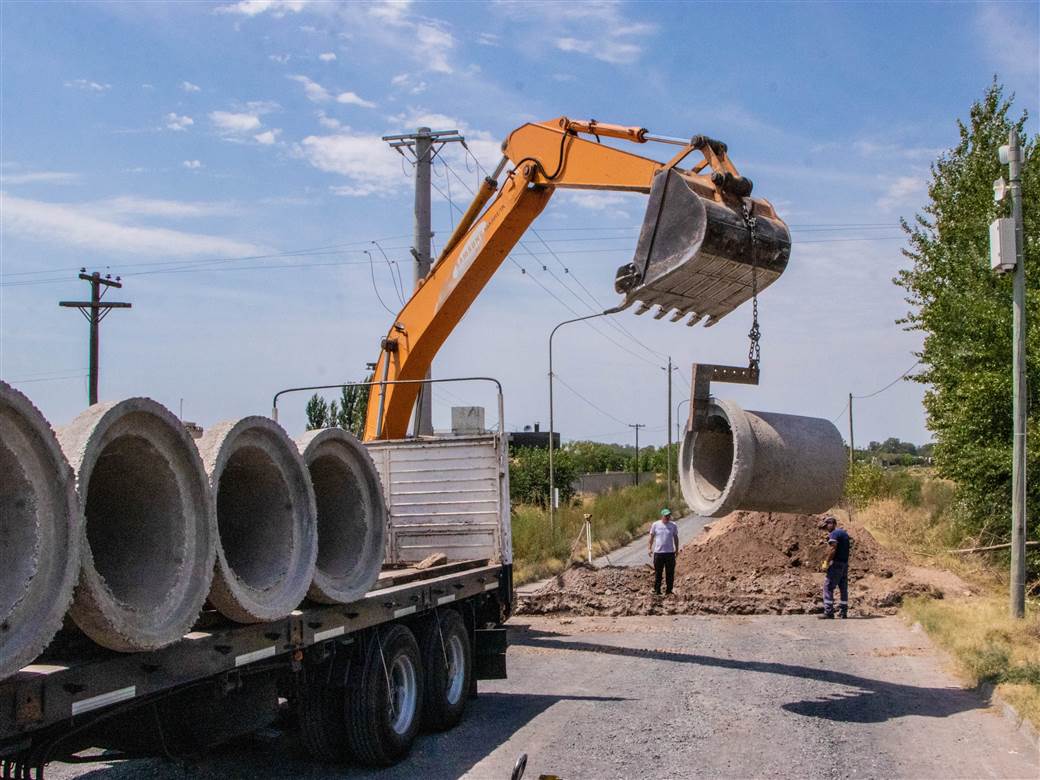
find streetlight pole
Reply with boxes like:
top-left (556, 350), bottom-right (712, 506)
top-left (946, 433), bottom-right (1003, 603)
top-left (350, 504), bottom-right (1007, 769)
top-left (676, 398), bottom-right (690, 443)
top-left (662, 357), bottom-right (677, 502)
top-left (548, 306), bottom-right (623, 538)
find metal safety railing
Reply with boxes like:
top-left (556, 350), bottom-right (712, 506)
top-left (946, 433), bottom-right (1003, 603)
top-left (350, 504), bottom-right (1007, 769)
top-left (270, 376), bottom-right (505, 439)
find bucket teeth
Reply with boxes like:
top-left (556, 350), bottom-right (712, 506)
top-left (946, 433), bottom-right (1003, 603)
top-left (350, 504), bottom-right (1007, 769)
top-left (686, 313), bottom-right (705, 327)
top-left (653, 306), bottom-right (670, 320)
top-left (634, 301), bottom-right (652, 316)
top-left (670, 309), bottom-right (690, 323)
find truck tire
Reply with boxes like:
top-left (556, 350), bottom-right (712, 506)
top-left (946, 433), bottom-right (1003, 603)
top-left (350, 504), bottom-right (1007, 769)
top-left (418, 609), bottom-right (472, 731)
top-left (346, 625), bottom-right (423, 766)
top-left (295, 654), bottom-right (349, 762)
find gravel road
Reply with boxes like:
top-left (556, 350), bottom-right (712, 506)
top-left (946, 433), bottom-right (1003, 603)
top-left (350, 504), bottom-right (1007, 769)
top-left (50, 614), bottom-right (1038, 779)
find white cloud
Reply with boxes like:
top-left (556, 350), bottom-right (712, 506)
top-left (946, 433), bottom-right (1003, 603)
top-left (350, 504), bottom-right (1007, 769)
top-left (477, 32), bottom-right (499, 47)
top-left (976, 4), bottom-right (1039, 78)
top-left (0, 193), bottom-right (260, 257)
top-left (877, 175), bottom-right (927, 211)
top-left (141, 83), bottom-right (155, 90)
top-left (85, 197), bottom-right (235, 219)
top-left (500, 2), bottom-right (655, 65)
top-left (298, 131), bottom-right (403, 196)
top-left (215, 0), bottom-right (309, 17)
top-left (415, 23), bottom-right (454, 73)
top-left (210, 110), bottom-right (262, 133)
top-left (269, 53), bottom-right (291, 64)
top-left (289, 74), bottom-right (330, 102)
top-left (390, 72), bottom-right (427, 94)
top-left (254, 128), bottom-right (282, 145)
top-left (2, 171), bottom-right (80, 185)
top-left (182, 160), bottom-right (203, 169)
top-left (368, 0), bottom-right (413, 25)
top-left (318, 51), bottom-right (337, 62)
top-left (181, 81), bottom-right (201, 93)
top-left (559, 192), bottom-right (633, 211)
top-left (316, 111), bottom-right (341, 129)
top-left (64, 78), bottom-right (110, 92)
top-left (165, 112), bottom-right (194, 131)
top-left (336, 91), bottom-right (376, 108)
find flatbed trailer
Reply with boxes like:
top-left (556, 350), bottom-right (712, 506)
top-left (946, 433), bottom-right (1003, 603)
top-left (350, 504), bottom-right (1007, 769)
top-left (0, 432), bottom-right (514, 776)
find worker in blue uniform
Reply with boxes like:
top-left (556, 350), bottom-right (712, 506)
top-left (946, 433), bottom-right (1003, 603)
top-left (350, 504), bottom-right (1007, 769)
top-left (818, 515), bottom-right (851, 619)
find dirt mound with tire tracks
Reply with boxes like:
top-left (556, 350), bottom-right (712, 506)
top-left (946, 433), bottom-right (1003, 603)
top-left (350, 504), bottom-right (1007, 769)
top-left (517, 511), bottom-right (962, 617)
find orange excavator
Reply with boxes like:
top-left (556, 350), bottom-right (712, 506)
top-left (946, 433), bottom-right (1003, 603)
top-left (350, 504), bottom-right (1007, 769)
top-left (362, 117), bottom-right (791, 441)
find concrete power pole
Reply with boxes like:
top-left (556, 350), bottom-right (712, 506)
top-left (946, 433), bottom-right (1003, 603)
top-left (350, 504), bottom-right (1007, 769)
top-left (59, 271), bottom-right (131, 406)
top-left (383, 126), bottom-right (465, 436)
top-left (666, 357), bottom-right (674, 502)
top-left (1005, 128), bottom-right (1028, 619)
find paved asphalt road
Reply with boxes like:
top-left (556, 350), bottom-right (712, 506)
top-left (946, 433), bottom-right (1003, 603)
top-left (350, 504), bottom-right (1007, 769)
top-left (594, 513), bottom-right (710, 567)
top-left (51, 614), bottom-right (1038, 779)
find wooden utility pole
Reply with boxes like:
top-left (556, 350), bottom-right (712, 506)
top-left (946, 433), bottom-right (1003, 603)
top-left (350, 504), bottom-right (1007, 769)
top-left (59, 271), bottom-right (131, 405)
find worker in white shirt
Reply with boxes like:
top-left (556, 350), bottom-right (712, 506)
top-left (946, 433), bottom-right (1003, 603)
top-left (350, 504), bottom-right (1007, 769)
top-left (647, 508), bottom-right (680, 595)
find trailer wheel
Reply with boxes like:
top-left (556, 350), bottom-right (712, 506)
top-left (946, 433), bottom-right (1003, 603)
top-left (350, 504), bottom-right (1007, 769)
top-left (419, 609), bottom-right (472, 731)
top-left (346, 624), bottom-right (424, 766)
top-left (295, 654), bottom-right (349, 762)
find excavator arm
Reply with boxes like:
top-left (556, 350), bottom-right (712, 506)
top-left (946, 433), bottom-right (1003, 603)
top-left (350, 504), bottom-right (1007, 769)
top-left (363, 117), bottom-right (791, 441)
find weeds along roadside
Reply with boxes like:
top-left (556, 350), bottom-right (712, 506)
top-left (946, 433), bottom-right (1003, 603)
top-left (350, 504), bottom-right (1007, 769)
top-left (511, 481), bottom-right (685, 586)
top-left (845, 464), bottom-right (1040, 729)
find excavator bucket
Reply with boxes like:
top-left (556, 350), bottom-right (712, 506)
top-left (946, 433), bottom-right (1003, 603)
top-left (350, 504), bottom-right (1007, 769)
top-left (614, 169), bottom-right (791, 326)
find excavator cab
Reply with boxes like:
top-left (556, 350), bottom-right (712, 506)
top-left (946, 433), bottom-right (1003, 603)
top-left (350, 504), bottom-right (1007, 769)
top-left (614, 157), bottom-right (791, 327)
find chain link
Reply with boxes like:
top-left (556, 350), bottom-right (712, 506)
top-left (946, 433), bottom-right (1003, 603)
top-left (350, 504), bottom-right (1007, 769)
top-left (742, 199), bottom-right (761, 370)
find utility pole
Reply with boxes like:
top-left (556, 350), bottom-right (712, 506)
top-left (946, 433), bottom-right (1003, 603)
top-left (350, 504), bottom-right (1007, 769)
top-left (1004, 128), bottom-right (1028, 619)
top-left (847, 392), bottom-right (855, 467)
top-left (59, 270), bottom-right (131, 406)
top-left (383, 126), bottom-right (465, 436)
top-left (629, 423), bottom-right (645, 485)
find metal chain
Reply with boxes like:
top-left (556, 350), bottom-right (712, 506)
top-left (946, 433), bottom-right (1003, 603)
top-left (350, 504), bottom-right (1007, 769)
top-left (742, 199), bottom-right (761, 370)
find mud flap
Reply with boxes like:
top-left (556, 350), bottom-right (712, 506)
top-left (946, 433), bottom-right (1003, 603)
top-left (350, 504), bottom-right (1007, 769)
top-left (615, 169), bottom-right (791, 326)
top-left (473, 627), bottom-right (508, 680)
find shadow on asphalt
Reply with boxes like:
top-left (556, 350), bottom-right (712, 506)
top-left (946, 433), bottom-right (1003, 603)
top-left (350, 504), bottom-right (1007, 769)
top-left (60, 691), bottom-right (628, 780)
top-left (511, 626), bottom-right (987, 725)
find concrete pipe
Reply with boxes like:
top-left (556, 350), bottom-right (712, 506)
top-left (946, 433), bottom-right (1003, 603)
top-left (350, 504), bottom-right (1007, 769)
top-left (199, 417), bottom-right (317, 623)
top-left (0, 382), bottom-right (80, 680)
top-left (679, 398), bottom-right (847, 518)
top-left (58, 398), bottom-right (216, 652)
top-left (296, 429), bottom-right (387, 605)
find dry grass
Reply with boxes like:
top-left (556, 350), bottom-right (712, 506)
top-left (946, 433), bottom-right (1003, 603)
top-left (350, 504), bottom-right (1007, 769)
top-left (903, 595), bottom-right (1040, 726)
top-left (512, 481), bottom-right (684, 586)
top-left (849, 475), bottom-right (1039, 729)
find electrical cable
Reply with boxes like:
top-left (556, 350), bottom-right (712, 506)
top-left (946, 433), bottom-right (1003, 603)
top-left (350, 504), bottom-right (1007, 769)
top-left (554, 373), bottom-right (629, 426)
top-left (363, 250), bottom-right (398, 316)
top-left (853, 361), bottom-right (921, 399)
top-left (371, 240), bottom-right (405, 304)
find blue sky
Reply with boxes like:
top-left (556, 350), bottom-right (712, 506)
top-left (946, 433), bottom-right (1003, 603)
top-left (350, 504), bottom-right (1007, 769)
top-left (2, 0), bottom-right (1037, 448)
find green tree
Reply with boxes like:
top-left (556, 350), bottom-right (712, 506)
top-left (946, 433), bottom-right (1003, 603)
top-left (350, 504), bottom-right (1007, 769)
top-left (335, 380), bottom-right (370, 437)
top-left (305, 393), bottom-right (329, 430)
top-left (895, 81), bottom-right (1038, 541)
top-left (509, 446), bottom-right (578, 507)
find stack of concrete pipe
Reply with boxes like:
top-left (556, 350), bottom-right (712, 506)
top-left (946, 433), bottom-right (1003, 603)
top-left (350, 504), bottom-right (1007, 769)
top-left (0, 381), bottom-right (387, 680)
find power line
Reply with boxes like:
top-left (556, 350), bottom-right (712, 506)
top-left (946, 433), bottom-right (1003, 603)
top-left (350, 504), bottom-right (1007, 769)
top-left (554, 373), bottom-right (629, 426)
top-left (853, 361), bottom-right (921, 399)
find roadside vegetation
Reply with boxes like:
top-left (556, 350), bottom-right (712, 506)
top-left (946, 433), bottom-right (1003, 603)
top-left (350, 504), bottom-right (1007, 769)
top-left (833, 82), bottom-right (1039, 728)
top-left (845, 464), bottom-right (1040, 728)
top-left (512, 481), bottom-right (685, 585)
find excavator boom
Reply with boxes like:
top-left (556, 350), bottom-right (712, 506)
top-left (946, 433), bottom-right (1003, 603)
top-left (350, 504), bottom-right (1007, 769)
top-left (363, 117), bottom-right (791, 440)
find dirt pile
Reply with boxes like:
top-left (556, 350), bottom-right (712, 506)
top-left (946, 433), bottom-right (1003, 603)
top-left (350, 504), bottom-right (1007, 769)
top-left (517, 511), bottom-right (954, 617)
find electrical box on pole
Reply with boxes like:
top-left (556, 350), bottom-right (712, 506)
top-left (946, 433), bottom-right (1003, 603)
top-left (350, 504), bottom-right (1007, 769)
top-left (989, 217), bottom-right (1017, 274)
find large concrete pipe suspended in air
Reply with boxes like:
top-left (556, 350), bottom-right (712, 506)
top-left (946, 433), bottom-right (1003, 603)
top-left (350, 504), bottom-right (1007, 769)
top-left (679, 398), bottom-right (847, 518)
top-left (57, 398), bottom-right (216, 652)
top-left (296, 429), bottom-right (387, 604)
top-left (199, 417), bottom-right (318, 623)
top-left (0, 382), bottom-right (80, 680)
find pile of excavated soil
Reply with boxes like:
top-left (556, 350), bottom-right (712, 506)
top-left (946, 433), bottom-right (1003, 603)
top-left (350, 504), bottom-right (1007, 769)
top-left (517, 511), bottom-right (963, 617)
